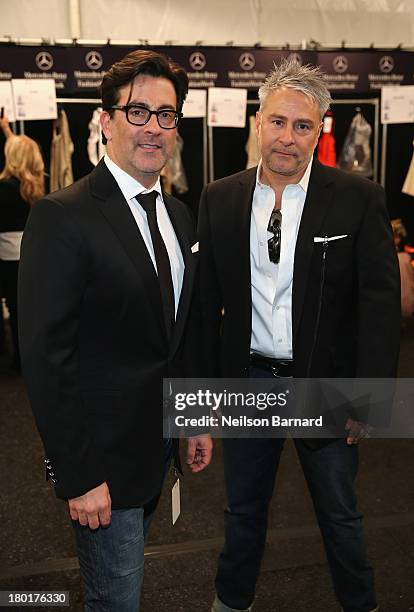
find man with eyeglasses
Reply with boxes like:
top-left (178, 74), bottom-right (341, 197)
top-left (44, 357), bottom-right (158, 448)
top-left (19, 49), bottom-right (212, 611)
top-left (198, 57), bottom-right (400, 612)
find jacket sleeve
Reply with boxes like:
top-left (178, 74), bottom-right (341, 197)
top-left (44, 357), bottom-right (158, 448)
top-left (355, 182), bottom-right (401, 377)
top-left (18, 197), bottom-right (107, 500)
top-left (198, 186), bottom-right (224, 377)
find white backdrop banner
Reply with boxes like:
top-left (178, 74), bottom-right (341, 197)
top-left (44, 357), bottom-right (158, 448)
top-left (2, 0), bottom-right (414, 47)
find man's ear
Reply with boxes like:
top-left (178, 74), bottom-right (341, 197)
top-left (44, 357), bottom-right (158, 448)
top-left (317, 121), bottom-right (323, 139)
top-left (255, 110), bottom-right (262, 137)
top-left (100, 111), bottom-right (112, 142)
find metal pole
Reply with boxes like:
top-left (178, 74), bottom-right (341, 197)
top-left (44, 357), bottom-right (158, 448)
top-left (69, 0), bottom-right (81, 39)
top-left (203, 117), bottom-right (208, 186)
top-left (381, 123), bottom-right (387, 189)
top-left (373, 98), bottom-right (379, 184)
top-left (208, 125), bottom-right (214, 182)
top-left (57, 98), bottom-right (101, 104)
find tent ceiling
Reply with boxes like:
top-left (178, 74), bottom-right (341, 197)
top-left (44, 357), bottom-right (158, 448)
top-left (1, 0), bottom-right (414, 47)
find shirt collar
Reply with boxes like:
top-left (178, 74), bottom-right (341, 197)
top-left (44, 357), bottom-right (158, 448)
top-left (104, 154), bottom-right (162, 201)
top-left (255, 157), bottom-right (313, 195)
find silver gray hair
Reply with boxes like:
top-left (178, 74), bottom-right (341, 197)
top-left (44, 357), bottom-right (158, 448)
top-left (258, 57), bottom-right (332, 120)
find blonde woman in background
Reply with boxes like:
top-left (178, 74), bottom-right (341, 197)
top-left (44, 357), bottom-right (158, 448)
top-left (0, 117), bottom-right (44, 371)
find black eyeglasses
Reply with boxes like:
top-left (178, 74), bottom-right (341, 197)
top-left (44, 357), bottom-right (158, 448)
top-left (108, 105), bottom-right (182, 129)
top-left (267, 209), bottom-right (282, 264)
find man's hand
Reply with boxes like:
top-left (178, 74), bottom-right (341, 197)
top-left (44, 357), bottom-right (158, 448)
top-left (68, 482), bottom-right (111, 529)
top-left (186, 436), bottom-right (213, 472)
top-left (345, 418), bottom-right (373, 445)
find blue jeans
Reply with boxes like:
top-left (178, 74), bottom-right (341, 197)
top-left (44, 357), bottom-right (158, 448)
top-left (215, 370), bottom-right (377, 612)
top-left (73, 439), bottom-right (173, 612)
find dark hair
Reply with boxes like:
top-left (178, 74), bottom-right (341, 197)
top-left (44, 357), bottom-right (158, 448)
top-left (101, 48), bottom-right (188, 116)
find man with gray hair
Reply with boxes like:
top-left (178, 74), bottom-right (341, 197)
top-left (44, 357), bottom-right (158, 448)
top-left (198, 57), bottom-right (400, 612)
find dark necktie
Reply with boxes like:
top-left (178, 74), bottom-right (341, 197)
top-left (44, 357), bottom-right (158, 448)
top-left (137, 191), bottom-right (175, 338)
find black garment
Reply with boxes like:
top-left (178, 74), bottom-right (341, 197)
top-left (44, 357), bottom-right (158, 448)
top-left (0, 177), bottom-right (30, 232)
top-left (0, 277), bottom-right (6, 354)
top-left (0, 260), bottom-right (19, 367)
top-left (19, 159), bottom-right (200, 508)
top-left (0, 177), bottom-right (30, 367)
top-left (198, 161), bottom-right (401, 391)
top-left (198, 160), bottom-right (400, 612)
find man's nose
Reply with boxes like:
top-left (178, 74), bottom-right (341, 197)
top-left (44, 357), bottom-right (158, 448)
top-left (279, 124), bottom-right (295, 145)
top-left (143, 113), bottom-right (162, 133)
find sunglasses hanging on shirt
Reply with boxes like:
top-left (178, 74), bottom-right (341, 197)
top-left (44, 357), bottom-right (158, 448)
top-left (267, 209), bottom-right (282, 264)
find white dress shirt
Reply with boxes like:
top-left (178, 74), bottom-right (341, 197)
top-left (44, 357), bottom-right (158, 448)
top-left (250, 159), bottom-right (313, 359)
top-left (104, 155), bottom-right (184, 317)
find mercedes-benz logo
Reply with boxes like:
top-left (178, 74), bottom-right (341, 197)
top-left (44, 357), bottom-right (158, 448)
top-left (239, 52), bottom-right (255, 71)
top-left (333, 55), bottom-right (348, 73)
top-left (36, 51), bottom-right (53, 71)
top-left (189, 52), bottom-right (206, 71)
top-left (288, 52), bottom-right (302, 66)
top-left (85, 51), bottom-right (103, 70)
top-left (379, 56), bottom-right (394, 73)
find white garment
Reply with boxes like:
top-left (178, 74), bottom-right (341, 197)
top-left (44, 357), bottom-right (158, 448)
top-left (337, 112), bottom-right (373, 177)
top-left (245, 115), bottom-right (260, 169)
top-left (250, 159), bottom-right (312, 359)
top-left (402, 140), bottom-right (414, 197)
top-left (87, 108), bottom-right (106, 167)
top-left (104, 155), bottom-right (184, 316)
top-left (50, 109), bottom-right (74, 192)
top-left (0, 231), bottom-right (23, 260)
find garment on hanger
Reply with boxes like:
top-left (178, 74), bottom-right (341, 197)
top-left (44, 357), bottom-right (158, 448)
top-left (87, 107), bottom-right (106, 167)
top-left (391, 218), bottom-right (414, 317)
top-left (337, 111), bottom-right (373, 177)
top-left (398, 251), bottom-right (414, 318)
top-left (245, 115), bottom-right (260, 169)
top-left (160, 132), bottom-right (188, 195)
top-left (402, 140), bottom-right (414, 197)
top-left (50, 109), bottom-right (74, 192)
top-left (317, 111), bottom-right (336, 168)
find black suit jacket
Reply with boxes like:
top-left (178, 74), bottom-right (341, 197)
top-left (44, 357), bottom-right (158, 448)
top-left (198, 161), bottom-right (400, 439)
top-left (19, 160), bottom-right (200, 508)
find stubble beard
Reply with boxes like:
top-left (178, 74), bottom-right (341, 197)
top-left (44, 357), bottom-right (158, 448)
top-left (134, 144), bottom-right (168, 177)
top-left (264, 149), bottom-right (312, 179)
top-left (264, 153), bottom-right (301, 178)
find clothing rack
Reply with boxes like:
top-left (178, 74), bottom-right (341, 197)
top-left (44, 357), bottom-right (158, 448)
top-left (57, 98), bottom-right (209, 188)
top-left (208, 97), bottom-right (380, 185)
top-left (15, 97), bottom-right (209, 190)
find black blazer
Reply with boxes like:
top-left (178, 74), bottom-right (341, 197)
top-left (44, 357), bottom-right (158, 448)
top-left (0, 177), bottom-right (30, 233)
top-left (198, 161), bottom-right (400, 413)
top-left (19, 160), bottom-right (200, 508)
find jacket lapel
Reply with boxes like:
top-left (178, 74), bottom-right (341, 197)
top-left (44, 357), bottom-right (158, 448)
top-left (234, 168), bottom-right (257, 297)
top-left (163, 193), bottom-right (196, 359)
top-left (216, 169), bottom-right (257, 349)
top-left (292, 160), bottom-right (335, 347)
top-left (90, 161), bottom-right (166, 336)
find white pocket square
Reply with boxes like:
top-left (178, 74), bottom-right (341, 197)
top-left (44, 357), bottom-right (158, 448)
top-left (314, 235), bottom-right (348, 243)
top-left (191, 242), bottom-right (199, 253)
